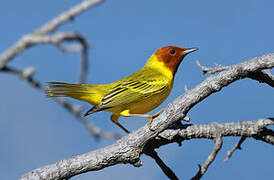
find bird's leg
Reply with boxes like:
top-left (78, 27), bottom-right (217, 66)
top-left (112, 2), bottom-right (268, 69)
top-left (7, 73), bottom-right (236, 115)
top-left (148, 108), bottom-right (164, 128)
top-left (121, 108), bottom-right (164, 129)
top-left (111, 114), bottom-right (130, 134)
top-left (115, 122), bottom-right (130, 134)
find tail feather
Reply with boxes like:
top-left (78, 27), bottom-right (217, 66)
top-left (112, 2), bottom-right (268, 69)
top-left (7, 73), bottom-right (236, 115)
top-left (46, 82), bottom-right (104, 105)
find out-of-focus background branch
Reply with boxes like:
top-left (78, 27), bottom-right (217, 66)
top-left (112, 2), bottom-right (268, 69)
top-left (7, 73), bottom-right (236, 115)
top-left (0, 0), bottom-right (102, 67)
top-left (0, 0), bottom-right (118, 139)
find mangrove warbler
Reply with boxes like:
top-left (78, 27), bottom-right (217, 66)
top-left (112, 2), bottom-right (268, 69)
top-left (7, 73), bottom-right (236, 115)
top-left (46, 46), bottom-right (198, 133)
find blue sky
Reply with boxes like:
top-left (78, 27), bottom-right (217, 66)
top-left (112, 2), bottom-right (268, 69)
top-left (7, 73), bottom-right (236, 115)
top-left (0, 0), bottom-right (273, 179)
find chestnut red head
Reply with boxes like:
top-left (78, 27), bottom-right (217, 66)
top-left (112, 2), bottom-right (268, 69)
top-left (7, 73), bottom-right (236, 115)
top-left (155, 46), bottom-right (198, 74)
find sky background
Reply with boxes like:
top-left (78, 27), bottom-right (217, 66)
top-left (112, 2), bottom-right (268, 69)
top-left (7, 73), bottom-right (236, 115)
top-left (0, 0), bottom-right (273, 179)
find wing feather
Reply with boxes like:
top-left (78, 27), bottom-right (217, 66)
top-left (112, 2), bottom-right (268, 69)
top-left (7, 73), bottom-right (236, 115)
top-left (98, 69), bottom-right (170, 109)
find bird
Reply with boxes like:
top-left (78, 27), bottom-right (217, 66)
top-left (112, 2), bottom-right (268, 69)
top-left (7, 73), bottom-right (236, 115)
top-left (46, 46), bottom-right (198, 133)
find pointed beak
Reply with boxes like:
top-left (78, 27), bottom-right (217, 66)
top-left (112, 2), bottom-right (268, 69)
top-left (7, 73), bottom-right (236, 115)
top-left (182, 48), bottom-right (198, 55)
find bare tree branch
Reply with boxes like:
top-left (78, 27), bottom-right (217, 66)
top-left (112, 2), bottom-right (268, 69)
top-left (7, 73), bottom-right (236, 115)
top-left (144, 150), bottom-right (179, 180)
top-left (224, 136), bottom-right (247, 162)
top-left (0, 0), bottom-right (102, 68)
top-left (253, 127), bottom-right (274, 145)
top-left (33, 0), bottom-right (103, 35)
top-left (20, 54), bottom-right (274, 180)
top-left (48, 32), bottom-right (89, 83)
top-left (20, 118), bottom-right (273, 180)
top-left (191, 136), bottom-right (223, 180)
top-left (0, 32), bottom-right (89, 83)
top-left (148, 119), bottom-right (274, 149)
top-left (0, 65), bottom-right (119, 140)
top-left (196, 60), bottom-right (229, 74)
top-left (197, 60), bottom-right (274, 88)
top-left (247, 70), bottom-right (274, 88)
top-left (0, 1), bottom-right (107, 139)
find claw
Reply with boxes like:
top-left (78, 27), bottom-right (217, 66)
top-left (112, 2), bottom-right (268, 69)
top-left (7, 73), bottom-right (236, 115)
top-left (148, 108), bottom-right (164, 129)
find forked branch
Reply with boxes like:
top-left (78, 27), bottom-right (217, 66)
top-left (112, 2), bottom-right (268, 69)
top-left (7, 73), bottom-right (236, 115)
top-left (224, 136), bottom-right (247, 162)
top-left (191, 136), bottom-right (223, 180)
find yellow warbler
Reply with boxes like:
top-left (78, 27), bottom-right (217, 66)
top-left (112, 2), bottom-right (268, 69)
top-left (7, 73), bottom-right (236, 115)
top-left (46, 46), bottom-right (198, 133)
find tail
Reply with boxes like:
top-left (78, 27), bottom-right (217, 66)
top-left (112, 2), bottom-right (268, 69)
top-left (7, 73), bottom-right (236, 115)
top-left (46, 82), bottom-right (105, 105)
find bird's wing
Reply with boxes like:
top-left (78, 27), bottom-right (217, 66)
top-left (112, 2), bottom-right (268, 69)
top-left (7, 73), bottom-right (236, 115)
top-left (98, 69), bottom-right (170, 109)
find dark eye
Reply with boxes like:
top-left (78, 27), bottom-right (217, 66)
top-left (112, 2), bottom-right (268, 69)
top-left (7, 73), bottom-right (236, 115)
top-left (169, 49), bottom-right (176, 55)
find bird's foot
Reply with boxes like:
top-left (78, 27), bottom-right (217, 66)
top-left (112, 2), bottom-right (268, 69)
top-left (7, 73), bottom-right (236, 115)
top-left (148, 108), bottom-right (164, 129)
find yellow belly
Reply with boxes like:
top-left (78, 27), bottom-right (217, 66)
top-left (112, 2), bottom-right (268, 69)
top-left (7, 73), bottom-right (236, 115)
top-left (128, 87), bottom-right (171, 114)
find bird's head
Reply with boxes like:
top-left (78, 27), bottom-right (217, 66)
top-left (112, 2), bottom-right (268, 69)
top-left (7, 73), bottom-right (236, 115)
top-left (145, 46), bottom-right (198, 75)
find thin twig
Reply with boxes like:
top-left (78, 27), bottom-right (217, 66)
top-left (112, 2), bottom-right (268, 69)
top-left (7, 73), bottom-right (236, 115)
top-left (53, 97), bottom-right (120, 140)
top-left (33, 0), bottom-right (103, 35)
top-left (0, 0), bottom-right (102, 68)
top-left (224, 136), bottom-right (247, 162)
top-left (1, 32), bottom-right (89, 83)
top-left (196, 60), bottom-right (228, 74)
top-left (191, 135), bottom-right (223, 180)
top-left (145, 150), bottom-right (179, 180)
top-left (50, 32), bottom-right (89, 83)
top-left (197, 60), bottom-right (274, 88)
